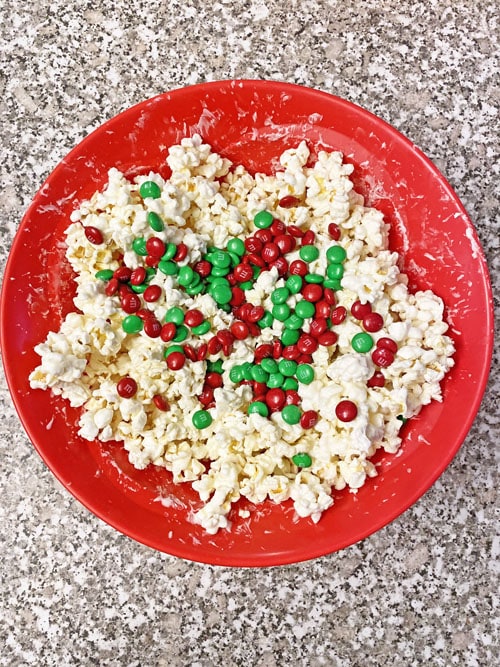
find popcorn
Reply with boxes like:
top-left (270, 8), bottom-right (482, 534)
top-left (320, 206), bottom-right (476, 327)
top-left (29, 136), bottom-right (455, 534)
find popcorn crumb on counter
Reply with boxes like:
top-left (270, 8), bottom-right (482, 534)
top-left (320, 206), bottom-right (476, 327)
top-left (29, 134), bottom-right (455, 534)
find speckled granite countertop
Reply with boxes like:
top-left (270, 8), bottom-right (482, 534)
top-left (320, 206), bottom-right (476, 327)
top-left (0, 1), bottom-right (498, 665)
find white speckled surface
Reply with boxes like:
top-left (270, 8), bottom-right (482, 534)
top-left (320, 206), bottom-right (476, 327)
top-left (0, 1), bottom-right (498, 665)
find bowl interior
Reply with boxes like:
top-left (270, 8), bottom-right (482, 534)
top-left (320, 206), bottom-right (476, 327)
top-left (1, 80), bottom-right (493, 566)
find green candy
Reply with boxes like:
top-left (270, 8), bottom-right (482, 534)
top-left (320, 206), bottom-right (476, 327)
top-left (158, 260), bottom-right (178, 276)
top-left (284, 314), bottom-right (304, 330)
top-left (351, 332), bottom-right (374, 353)
top-left (251, 365), bottom-right (269, 384)
top-left (122, 315), bottom-right (143, 334)
top-left (299, 245), bottom-right (320, 263)
top-left (295, 300), bottom-right (315, 320)
top-left (304, 273), bottom-right (324, 284)
top-left (164, 345), bottom-right (184, 358)
top-left (226, 238), bottom-right (245, 256)
top-left (210, 250), bottom-right (231, 268)
top-left (191, 320), bottom-right (211, 336)
top-left (267, 372), bottom-right (285, 388)
top-left (161, 243), bottom-right (177, 261)
top-left (177, 266), bottom-right (195, 286)
top-left (327, 263), bottom-right (344, 280)
top-left (323, 278), bottom-right (343, 291)
top-left (258, 311), bottom-right (274, 329)
top-left (95, 269), bottom-right (114, 281)
top-left (248, 401), bottom-right (269, 417)
top-left (286, 274), bottom-right (303, 294)
top-left (130, 283), bottom-right (148, 294)
top-left (271, 287), bottom-right (290, 305)
top-left (261, 358), bottom-right (279, 374)
top-left (132, 237), bottom-right (147, 256)
top-left (281, 328), bottom-right (300, 346)
top-left (241, 362), bottom-right (254, 381)
top-left (296, 364), bottom-right (314, 384)
top-left (282, 377), bottom-right (299, 391)
top-left (211, 284), bottom-right (233, 305)
top-left (165, 306), bottom-right (184, 325)
top-left (207, 360), bottom-right (224, 374)
top-left (228, 252), bottom-right (241, 267)
top-left (239, 280), bottom-right (254, 291)
top-left (292, 452), bottom-right (312, 467)
top-left (192, 410), bottom-right (213, 429)
top-left (281, 404), bottom-right (301, 425)
top-left (326, 244), bottom-right (347, 263)
top-left (229, 366), bottom-right (244, 383)
top-left (185, 282), bottom-right (205, 296)
top-left (272, 303), bottom-right (291, 322)
top-left (147, 211), bottom-right (164, 232)
top-left (210, 265), bottom-right (230, 277)
top-left (139, 181), bottom-right (162, 199)
top-left (172, 324), bottom-right (189, 342)
top-left (278, 359), bottom-right (297, 377)
top-left (254, 210), bottom-right (273, 229)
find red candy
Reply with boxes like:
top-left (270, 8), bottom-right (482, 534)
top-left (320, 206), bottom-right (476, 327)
top-left (254, 343), bottom-right (273, 360)
top-left (377, 337), bottom-right (398, 353)
top-left (288, 225), bottom-right (305, 238)
top-left (297, 334), bottom-right (318, 354)
top-left (231, 321), bottom-right (250, 340)
top-left (121, 292), bottom-right (141, 314)
top-left (367, 371), bottom-right (385, 388)
top-left (371, 347), bottom-right (395, 368)
top-left (278, 195), bottom-right (302, 208)
top-left (330, 306), bottom-right (347, 325)
top-left (245, 236), bottom-right (263, 253)
top-left (315, 300), bottom-right (331, 318)
top-left (194, 260), bottom-right (211, 277)
top-left (160, 322), bottom-right (176, 342)
top-left (301, 229), bottom-right (316, 245)
top-left (335, 399), bottom-right (357, 422)
top-left (184, 309), bottom-right (204, 327)
top-left (84, 226), bottom-right (103, 245)
top-left (300, 410), bottom-right (319, 429)
top-left (266, 388), bottom-right (286, 411)
top-left (283, 345), bottom-right (300, 360)
top-left (363, 312), bottom-right (384, 332)
top-left (114, 266), bottom-right (132, 282)
top-left (270, 256), bottom-right (289, 276)
top-left (198, 386), bottom-right (214, 406)
top-left (234, 263), bottom-right (254, 282)
top-left (270, 220), bottom-right (286, 236)
top-left (183, 344), bottom-right (198, 362)
top-left (230, 287), bottom-right (245, 306)
top-left (197, 343), bottom-right (208, 361)
top-left (328, 222), bottom-right (341, 240)
top-left (130, 267), bottom-right (147, 285)
top-left (246, 306), bottom-right (265, 323)
top-left (207, 336), bottom-right (223, 354)
top-left (117, 376), bottom-right (137, 398)
top-left (153, 394), bottom-right (169, 411)
top-left (289, 260), bottom-right (308, 276)
top-left (143, 318), bottom-right (162, 338)
top-left (285, 390), bottom-right (301, 406)
top-left (173, 243), bottom-right (188, 262)
top-left (105, 278), bottom-right (119, 296)
top-left (254, 228), bottom-right (273, 244)
top-left (143, 285), bottom-right (162, 303)
top-left (274, 234), bottom-right (296, 254)
top-left (317, 331), bottom-right (338, 347)
top-left (309, 318), bottom-right (328, 338)
top-left (205, 372), bottom-right (223, 388)
top-left (262, 242), bottom-right (280, 264)
top-left (166, 351), bottom-right (185, 370)
top-left (351, 300), bottom-right (372, 319)
top-left (302, 283), bottom-right (323, 303)
top-left (146, 237), bottom-right (165, 257)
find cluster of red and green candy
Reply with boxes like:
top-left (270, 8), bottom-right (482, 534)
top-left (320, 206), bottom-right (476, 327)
top-left (85, 182), bottom-right (398, 438)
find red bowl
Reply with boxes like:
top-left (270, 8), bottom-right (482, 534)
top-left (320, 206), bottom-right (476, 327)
top-left (0, 80), bottom-right (493, 566)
